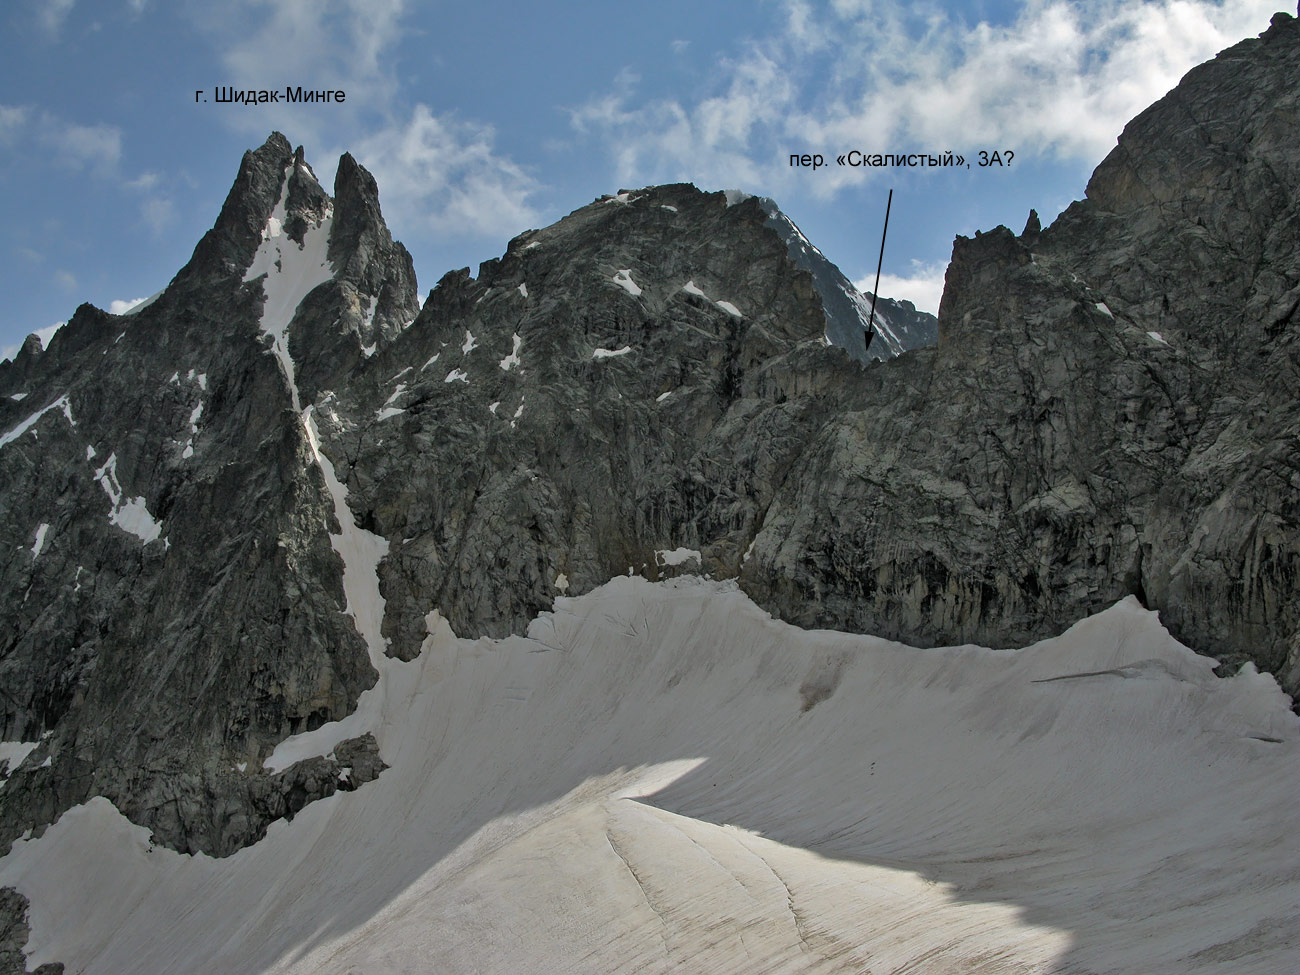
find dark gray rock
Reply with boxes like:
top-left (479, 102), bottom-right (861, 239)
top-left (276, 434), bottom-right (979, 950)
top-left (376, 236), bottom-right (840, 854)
top-left (755, 193), bottom-right (939, 360)
top-left (742, 11), bottom-right (1300, 690)
top-left (0, 888), bottom-right (62, 975)
top-left (333, 733), bottom-right (386, 788)
top-left (319, 182), bottom-right (853, 657)
top-left (0, 12), bottom-right (1295, 884)
top-left (0, 134), bottom-right (415, 856)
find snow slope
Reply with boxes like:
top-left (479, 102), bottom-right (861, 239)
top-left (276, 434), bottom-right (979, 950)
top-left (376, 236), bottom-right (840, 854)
top-left (1, 578), bottom-right (1296, 973)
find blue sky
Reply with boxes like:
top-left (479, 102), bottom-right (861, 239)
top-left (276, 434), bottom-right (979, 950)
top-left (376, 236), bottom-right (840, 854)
top-left (0, 0), bottom-right (1282, 359)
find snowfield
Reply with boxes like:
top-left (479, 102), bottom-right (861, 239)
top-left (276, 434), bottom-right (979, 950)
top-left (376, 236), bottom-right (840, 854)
top-left (2, 577), bottom-right (1296, 973)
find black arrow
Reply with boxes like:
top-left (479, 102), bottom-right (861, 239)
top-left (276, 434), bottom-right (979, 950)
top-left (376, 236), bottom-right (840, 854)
top-left (868, 188), bottom-right (893, 342)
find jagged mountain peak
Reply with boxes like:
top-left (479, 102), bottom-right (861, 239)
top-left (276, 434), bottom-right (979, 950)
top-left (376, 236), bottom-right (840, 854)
top-left (388, 179), bottom-right (834, 380)
top-left (2, 20), bottom-right (1299, 967)
top-left (2, 13), bottom-right (1300, 974)
top-left (176, 131), bottom-right (296, 285)
top-left (391, 178), bottom-right (934, 376)
top-left (748, 194), bottom-right (938, 360)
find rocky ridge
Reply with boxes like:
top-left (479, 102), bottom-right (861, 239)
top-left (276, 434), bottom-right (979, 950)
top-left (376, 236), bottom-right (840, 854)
top-left (0, 134), bottom-right (415, 863)
top-left (739, 10), bottom-right (1300, 689)
top-left (0, 11), bottom-right (1294, 916)
top-left (755, 193), bottom-right (939, 359)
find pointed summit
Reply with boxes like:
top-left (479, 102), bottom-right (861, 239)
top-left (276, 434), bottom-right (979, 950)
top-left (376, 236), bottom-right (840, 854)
top-left (329, 151), bottom-right (420, 332)
top-left (753, 195), bottom-right (938, 360)
top-left (170, 134), bottom-right (418, 400)
top-left (331, 152), bottom-right (383, 278)
top-left (177, 132), bottom-right (296, 286)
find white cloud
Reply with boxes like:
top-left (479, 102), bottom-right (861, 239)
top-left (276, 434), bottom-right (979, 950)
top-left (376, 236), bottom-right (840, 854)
top-left (39, 0), bottom-right (76, 36)
top-left (353, 105), bottom-right (540, 238)
top-left (140, 196), bottom-right (174, 234)
top-left (54, 270), bottom-right (77, 291)
top-left (122, 171), bottom-right (172, 234)
top-left (42, 116), bottom-right (122, 173)
top-left (109, 297), bottom-right (147, 314)
top-left (0, 109), bottom-right (123, 176)
top-left (0, 105), bottom-right (29, 142)
top-left (0, 105), bottom-right (121, 176)
top-left (220, 0), bottom-right (402, 86)
top-left (570, 0), bottom-right (1280, 194)
top-left (199, 0), bottom-right (406, 142)
top-left (569, 48), bottom-right (797, 191)
top-left (124, 171), bottom-right (160, 191)
top-left (858, 261), bottom-right (949, 316)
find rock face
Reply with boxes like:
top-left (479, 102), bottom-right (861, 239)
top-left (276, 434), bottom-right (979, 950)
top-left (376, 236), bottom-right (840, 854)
top-left (0, 11), bottom-right (1297, 909)
top-left (333, 181), bottom-right (861, 659)
top-left (0, 133), bottom-right (408, 861)
top-left (753, 192), bottom-right (939, 360)
top-left (741, 10), bottom-right (1300, 693)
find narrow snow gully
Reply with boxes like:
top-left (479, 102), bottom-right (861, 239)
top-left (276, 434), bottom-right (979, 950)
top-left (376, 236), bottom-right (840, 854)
top-left (261, 407), bottom-right (396, 772)
top-left (241, 162), bottom-right (334, 413)
top-left (239, 161), bottom-right (397, 772)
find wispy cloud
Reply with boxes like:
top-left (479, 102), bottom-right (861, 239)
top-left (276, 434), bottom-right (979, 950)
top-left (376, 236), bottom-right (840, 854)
top-left (123, 171), bottom-right (173, 234)
top-left (0, 105), bottom-right (30, 142)
top-left (38, 0), bottom-right (76, 37)
top-left (198, 0), bottom-right (406, 143)
top-left (0, 104), bottom-right (123, 176)
top-left (569, 50), bottom-right (796, 191)
top-left (124, 171), bottom-right (160, 191)
top-left (353, 106), bottom-right (540, 238)
top-left (569, 0), bottom-right (1280, 194)
top-left (41, 115), bottom-right (122, 174)
top-left (140, 196), bottom-right (174, 234)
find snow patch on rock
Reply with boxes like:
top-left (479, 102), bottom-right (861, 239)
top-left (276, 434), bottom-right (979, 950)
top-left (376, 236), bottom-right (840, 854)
top-left (0, 741), bottom-right (41, 791)
top-left (499, 333), bottom-right (522, 372)
top-left (93, 453), bottom-right (162, 544)
top-left (0, 395), bottom-right (76, 451)
top-left (242, 164), bottom-right (335, 412)
top-left (611, 269), bottom-right (642, 297)
top-left (655, 547), bottom-right (701, 567)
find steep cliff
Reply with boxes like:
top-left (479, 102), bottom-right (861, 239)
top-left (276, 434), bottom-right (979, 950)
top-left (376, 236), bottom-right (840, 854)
top-left (0, 12), bottom-right (1296, 886)
top-left (0, 134), bottom-right (416, 858)
top-left (741, 10), bottom-right (1300, 694)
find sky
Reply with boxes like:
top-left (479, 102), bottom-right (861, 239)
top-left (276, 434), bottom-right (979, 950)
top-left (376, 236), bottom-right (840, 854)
top-left (0, 0), bottom-right (1285, 360)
